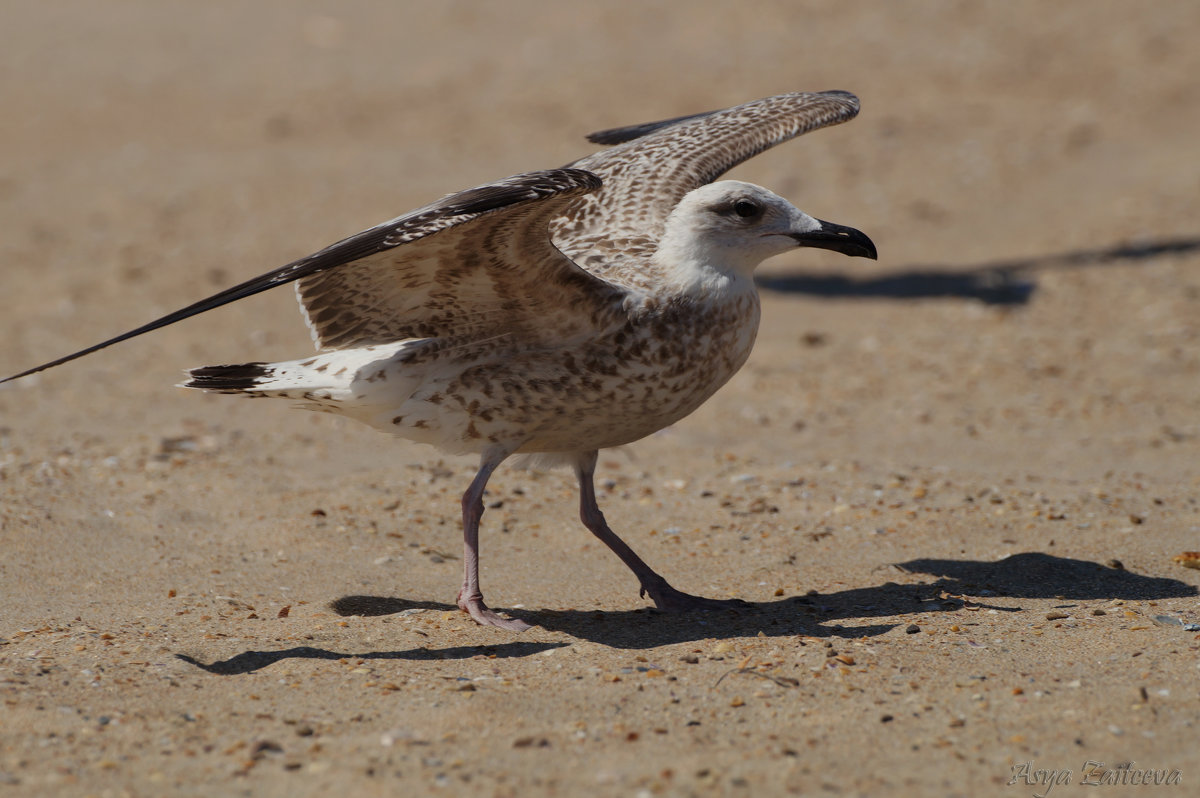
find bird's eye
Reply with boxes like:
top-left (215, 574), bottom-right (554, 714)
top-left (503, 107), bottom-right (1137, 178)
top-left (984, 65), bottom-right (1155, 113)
top-left (732, 199), bottom-right (761, 218)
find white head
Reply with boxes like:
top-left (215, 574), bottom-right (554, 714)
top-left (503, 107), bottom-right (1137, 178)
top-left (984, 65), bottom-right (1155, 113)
top-left (655, 180), bottom-right (876, 289)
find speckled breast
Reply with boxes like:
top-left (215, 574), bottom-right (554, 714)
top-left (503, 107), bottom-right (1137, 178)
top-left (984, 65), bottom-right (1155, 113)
top-left (444, 291), bottom-right (762, 454)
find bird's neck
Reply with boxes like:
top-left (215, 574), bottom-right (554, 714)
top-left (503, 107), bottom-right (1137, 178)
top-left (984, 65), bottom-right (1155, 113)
top-left (651, 235), bottom-right (758, 300)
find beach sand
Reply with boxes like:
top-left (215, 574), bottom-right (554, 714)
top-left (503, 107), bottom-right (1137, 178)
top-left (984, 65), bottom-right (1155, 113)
top-left (2, 2), bottom-right (1198, 795)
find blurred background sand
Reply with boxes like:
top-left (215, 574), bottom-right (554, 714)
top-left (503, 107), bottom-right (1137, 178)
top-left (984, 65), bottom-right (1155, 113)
top-left (1, 2), bottom-right (1198, 796)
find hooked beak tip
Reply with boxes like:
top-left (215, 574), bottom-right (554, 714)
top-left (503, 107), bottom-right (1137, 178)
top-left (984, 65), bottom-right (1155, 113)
top-left (791, 219), bottom-right (877, 260)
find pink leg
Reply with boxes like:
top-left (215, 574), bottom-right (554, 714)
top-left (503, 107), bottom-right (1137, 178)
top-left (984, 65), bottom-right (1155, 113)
top-left (456, 451), bottom-right (530, 631)
top-left (574, 451), bottom-right (745, 613)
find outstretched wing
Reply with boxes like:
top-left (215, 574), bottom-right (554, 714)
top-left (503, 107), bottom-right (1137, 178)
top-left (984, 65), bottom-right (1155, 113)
top-left (292, 169), bottom-right (624, 350)
top-left (583, 109), bottom-right (717, 146)
top-left (1, 168), bottom-right (619, 383)
top-left (554, 91), bottom-right (861, 250)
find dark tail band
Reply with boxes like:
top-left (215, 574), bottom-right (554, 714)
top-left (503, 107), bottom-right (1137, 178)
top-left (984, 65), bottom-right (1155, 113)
top-left (183, 362), bottom-right (271, 392)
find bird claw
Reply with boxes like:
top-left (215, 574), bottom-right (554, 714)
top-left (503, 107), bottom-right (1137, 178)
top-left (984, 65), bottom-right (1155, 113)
top-left (457, 593), bottom-right (532, 631)
top-left (642, 583), bottom-right (747, 613)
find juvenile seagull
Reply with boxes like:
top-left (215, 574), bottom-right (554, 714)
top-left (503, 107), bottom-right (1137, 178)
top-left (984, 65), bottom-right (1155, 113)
top-left (2, 91), bottom-right (876, 630)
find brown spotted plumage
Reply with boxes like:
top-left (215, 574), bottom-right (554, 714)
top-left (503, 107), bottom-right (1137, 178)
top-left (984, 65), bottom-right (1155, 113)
top-left (1, 92), bottom-right (877, 631)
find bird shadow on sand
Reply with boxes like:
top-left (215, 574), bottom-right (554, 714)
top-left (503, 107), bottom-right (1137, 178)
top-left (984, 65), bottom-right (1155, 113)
top-left (890, 551), bottom-right (1196, 601)
top-left (509, 552), bottom-right (1195, 649)
top-left (175, 552), bottom-right (1196, 670)
top-left (176, 639), bottom-right (567, 676)
top-left (175, 595), bottom-right (568, 674)
top-left (756, 236), bottom-right (1200, 305)
top-left (342, 552), bottom-right (1193, 651)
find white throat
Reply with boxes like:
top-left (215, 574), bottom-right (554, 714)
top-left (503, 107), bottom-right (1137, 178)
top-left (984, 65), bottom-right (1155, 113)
top-left (651, 226), bottom-right (759, 298)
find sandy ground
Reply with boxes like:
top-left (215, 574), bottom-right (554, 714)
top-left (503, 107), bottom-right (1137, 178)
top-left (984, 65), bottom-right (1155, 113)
top-left (2, 2), bottom-right (1200, 796)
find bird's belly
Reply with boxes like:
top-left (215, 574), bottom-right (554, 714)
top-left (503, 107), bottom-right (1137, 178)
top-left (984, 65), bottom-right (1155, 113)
top-left (461, 310), bottom-right (760, 453)
top-left (347, 295), bottom-right (762, 456)
top-left (515, 359), bottom-right (746, 452)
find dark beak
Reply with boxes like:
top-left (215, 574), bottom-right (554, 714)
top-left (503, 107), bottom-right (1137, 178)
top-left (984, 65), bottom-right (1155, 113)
top-left (790, 219), bottom-right (877, 260)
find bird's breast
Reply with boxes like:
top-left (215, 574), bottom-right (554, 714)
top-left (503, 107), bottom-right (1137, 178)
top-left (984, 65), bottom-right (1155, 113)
top-left (511, 291), bottom-right (763, 452)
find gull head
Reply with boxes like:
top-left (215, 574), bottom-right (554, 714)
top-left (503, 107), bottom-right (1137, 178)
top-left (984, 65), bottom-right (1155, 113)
top-left (657, 181), bottom-right (876, 286)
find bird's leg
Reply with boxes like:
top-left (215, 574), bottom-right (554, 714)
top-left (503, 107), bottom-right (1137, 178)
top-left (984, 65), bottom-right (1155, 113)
top-left (456, 451), bottom-right (530, 631)
top-left (574, 451), bottom-right (745, 613)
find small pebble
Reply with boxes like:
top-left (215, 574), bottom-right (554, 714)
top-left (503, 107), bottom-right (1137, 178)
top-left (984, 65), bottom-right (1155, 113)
top-left (512, 736), bottom-right (550, 748)
top-left (250, 740), bottom-right (283, 758)
top-left (1045, 612), bottom-right (1069, 621)
top-left (905, 624), bottom-right (920, 634)
top-left (1172, 552), bottom-right (1200, 570)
